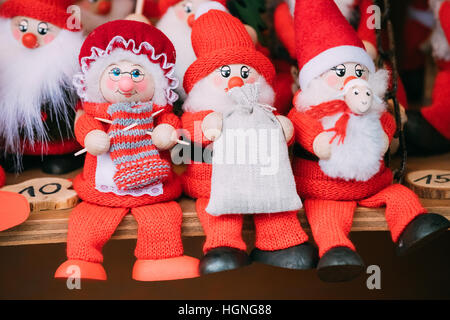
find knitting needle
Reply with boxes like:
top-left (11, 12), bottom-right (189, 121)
top-left (146, 131), bottom-right (190, 146)
top-left (74, 123), bottom-right (138, 157)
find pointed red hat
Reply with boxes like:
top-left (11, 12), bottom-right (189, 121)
top-left (0, 0), bottom-right (77, 31)
top-left (294, 0), bottom-right (375, 90)
top-left (159, 0), bottom-right (227, 16)
top-left (183, 2), bottom-right (274, 93)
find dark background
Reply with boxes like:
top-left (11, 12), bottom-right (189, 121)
top-left (0, 232), bottom-right (448, 299)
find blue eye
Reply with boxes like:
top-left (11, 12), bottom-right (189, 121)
top-left (130, 69), bottom-right (145, 82)
top-left (112, 68), bottom-right (121, 76)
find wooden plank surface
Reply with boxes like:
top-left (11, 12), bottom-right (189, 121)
top-left (1, 153), bottom-right (449, 247)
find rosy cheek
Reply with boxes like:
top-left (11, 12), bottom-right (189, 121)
top-left (246, 76), bottom-right (256, 84)
top-left (12, 29), bottom-right (21, 40)
top-left (175, 7), bottom-right (186, 20)
top-left (106, 78), bottom-right (117, 91)
top-left (213, 75), bottom-right (224, 88)
top-left (326, 75), bottom-right (339, 87)
top-left (362, 73), bottom-right (369, 81)
top-left (43, 34), bottom-right (55, 44)
top-left (135, 80), bottom-right (148, 92)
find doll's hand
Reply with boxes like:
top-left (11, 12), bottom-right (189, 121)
top-left (201, 112), bottom-right (223, 142)
top-left (152, 124), bottom-right (177, 151)
top-left (84, 130), bottom-right (110, 156)
top-left (276, 115), bottom-right (294, 142)
top-left (313, 132), bottom-right (334, 160)
top-left (382, 132), bottom-right (390, 154)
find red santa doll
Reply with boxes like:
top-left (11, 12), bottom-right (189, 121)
top-left (289, 0), bottom-right (450, 282)
top-left (76, 0), bottom-right (135, 34)
top-left (405, 0), bottom-right (450, 154)
top-left (55, 20), bottom-right (199, 281)
top-left (180, 4), bottom-right (317, 275)
top-left (156, 0), bottom-right (227, 100)
top-left (0, 0), bottom-right (84, 174)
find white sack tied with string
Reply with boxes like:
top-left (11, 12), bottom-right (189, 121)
top-left (206, 84), bottom-right (302, 216)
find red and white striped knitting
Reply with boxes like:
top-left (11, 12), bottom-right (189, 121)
top-left (107, 102), bottom-right (171, 191)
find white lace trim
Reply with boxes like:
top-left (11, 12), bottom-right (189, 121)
top-left (73, 35), bottom-right (178, 104)
top-left (95, 182), bottom-right (164, 197)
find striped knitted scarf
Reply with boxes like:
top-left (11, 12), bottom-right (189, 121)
top-left (107, 102), bottom-right (171, 191)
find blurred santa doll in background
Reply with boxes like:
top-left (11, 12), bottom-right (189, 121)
top-left (156, 0), bottom-right (227, 100)
top-left (405, 0), bottom-right (450, 154)
top-left (0, 0), bottom-right (85, 174)
top-left (76, 0), bottom-right (135, 34)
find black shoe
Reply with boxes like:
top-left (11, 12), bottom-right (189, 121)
top-left (396, 213), bottom-right (450, 256)
top-left (42, 154), bottom-right (84, 175)
top-left (317, 247), bottom-right (365, 282)
top-left (250, 243), bottom-right (318, 270)
top-left (405, 110), bottom-right (450, 156)
top-left (199, 247), bottom-right (251, 275)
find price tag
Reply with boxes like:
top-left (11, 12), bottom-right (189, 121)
top-left (1, 178), bottom-right (79, 211)
top-left (405, 170), bottom-right (450, 199)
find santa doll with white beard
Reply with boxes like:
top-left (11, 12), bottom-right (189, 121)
top-left (76, 0), bottom-right (135, 34)
top-left (156, 0), bottom-right (227, 100)
top-left (405, 0), bottom-right (450, 154)
top-left (0, 0), bottom-right (85, 174)
top-left (180, 3), bottom-right (318, 275)
top-left (288, 0), bottom-right (450, 282)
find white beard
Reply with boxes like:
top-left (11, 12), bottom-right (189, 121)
top-left (295, 69), bottom-right (389, 112)
top-left (182, 76), bottom-right (275, 114)
top-left (80, 0), bottom-right (135, 34)
top-left (319, 112), bottom-right (386, 182)
top-left (0, 18), bottom-right (84, 155)
top-left (157, 7), bottom-right (196, 100)
top-left (295, 69), bottom-right (390, 182)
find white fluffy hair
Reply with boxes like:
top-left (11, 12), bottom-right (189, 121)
top-left (295, 68), bottom-right (390, 113)
top-left (0, 17), bottom-right (84, 155)
top-left (157, 6), bottom-right (197, 100)
top-left (80, 48), bottom-right (170, 106)
top-left (80, 0), bottom-right (135, 34)
top-left (182, 75), bottom-right (275, 114)
top-left (430, 0), bottom-right (450, 61)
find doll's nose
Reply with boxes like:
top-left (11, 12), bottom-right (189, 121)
top-left (119, 77), bottom-right (134, 92)
top-left (97, 0), bottom-right (112, 15)
top-left (187, 14), bottom-right (195, 27)
top-left (228, 77), bottom-right (244, 89)
top-left (22, 33), bottom-right (38, 49)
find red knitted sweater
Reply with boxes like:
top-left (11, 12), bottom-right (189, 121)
top-left (73, 102), bottom-right (182, 208)
top-left (288, 108), bottom-right (397, 201)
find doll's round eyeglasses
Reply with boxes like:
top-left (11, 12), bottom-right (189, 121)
top-left (109, 68), bottom-right (145, 83)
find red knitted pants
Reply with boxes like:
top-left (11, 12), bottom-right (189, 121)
top-left (304, 184), bottom-right (427, 257)
top-left (196, 198), bottom-right (309, 253)
top-left (67, 201), bottom-right (184, 263)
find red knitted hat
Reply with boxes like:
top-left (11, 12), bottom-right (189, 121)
top-left (0, 0), bottom-right (76, 31)
top-left (74, 20), bottom-right (178, 104)
top-left (294, 0), bottom-right (375, 90)
top-left (159, 0), bottom-right (227, 15)
top-left (183, 3), bottom-right (275, 93)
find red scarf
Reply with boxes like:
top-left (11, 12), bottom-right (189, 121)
top-left (305, 99), bottom-right (358, 145)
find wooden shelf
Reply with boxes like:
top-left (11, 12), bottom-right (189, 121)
top-left (1, 153), bottom-right (449, 247)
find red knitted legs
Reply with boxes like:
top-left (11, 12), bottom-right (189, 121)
top-left (304, 199), bottom-right (357, 257)
top-left (131, 201), bottom-right (184, 260)
top-left (359, 184), bottom-right (427, 242)
top-left (253, 211), bottom-right (309, 251)
top-left (67, 202), bottom-right (128, 263)
top-left (196, 198), bottom-right (247, 253)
